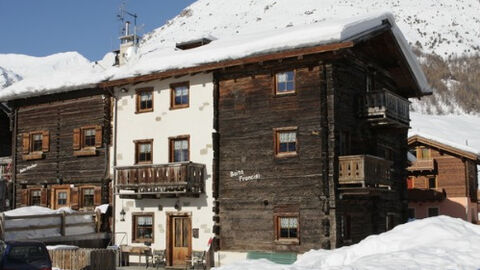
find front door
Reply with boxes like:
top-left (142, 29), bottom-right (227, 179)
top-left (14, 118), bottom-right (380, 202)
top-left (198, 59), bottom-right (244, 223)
top-left (169, 215), bottom-right (191, 266)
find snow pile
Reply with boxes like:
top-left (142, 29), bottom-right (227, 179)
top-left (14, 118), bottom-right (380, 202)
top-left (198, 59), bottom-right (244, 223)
top-left (214, 216), bottom-right (480, 270)
top-left (2, 206), bottom-right (96, 241)
top-left (46, 245), bottom-right (79, 250)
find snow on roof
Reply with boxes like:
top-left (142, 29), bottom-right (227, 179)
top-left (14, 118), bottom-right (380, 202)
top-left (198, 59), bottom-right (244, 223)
top-left (214, 216), bottom-right (480, 270)
top-left (0, 12), bottom-right (429, 101)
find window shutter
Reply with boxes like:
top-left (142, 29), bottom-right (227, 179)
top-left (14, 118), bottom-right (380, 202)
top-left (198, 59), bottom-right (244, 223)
top-left (22, 133), bottom-right (30, 154)
top-left (70, 187), bottom-right (79, 210)
top-left (42, 130), bottom-right (50, 152)
top-left (21, 189), bottom-right (29, 206)
top-left (40, 188), bottom-right (48, 207)
top-left (73, 128), bottom-right (81, 150)
top-left (94, 186), bottom-right (102, 206)
top-left (95, 126), bottom-right (103, 148)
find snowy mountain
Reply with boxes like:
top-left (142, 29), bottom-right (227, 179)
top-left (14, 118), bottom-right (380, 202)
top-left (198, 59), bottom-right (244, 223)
top-left (141, 0), bottom-right (480, 58)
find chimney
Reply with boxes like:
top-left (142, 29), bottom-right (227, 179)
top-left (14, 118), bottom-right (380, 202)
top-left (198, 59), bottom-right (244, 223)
top-left (118, 20), bottom-right (139, 66)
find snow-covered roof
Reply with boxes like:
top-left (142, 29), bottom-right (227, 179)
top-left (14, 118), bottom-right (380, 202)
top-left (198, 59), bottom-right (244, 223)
top-left (0, 12), bottom-right (429, 101)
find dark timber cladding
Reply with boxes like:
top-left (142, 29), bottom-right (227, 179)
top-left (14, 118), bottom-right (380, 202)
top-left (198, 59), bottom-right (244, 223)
top-left (0, 111), bottom-right (11, 157)
top-left (12, 89), bottom-right (111, 208)
top-left (215, 30), bottom-right (411, 252)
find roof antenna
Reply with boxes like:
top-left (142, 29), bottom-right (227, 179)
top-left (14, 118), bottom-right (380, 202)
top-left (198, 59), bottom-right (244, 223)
top-left (117, 1), bottom-right (139, 44)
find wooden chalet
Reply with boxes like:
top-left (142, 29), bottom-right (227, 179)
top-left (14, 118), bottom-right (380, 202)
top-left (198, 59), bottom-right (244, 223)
top-left (407, 135), bottom-right (479, 223)
top-left (6, 89), bottom-right (112, 210)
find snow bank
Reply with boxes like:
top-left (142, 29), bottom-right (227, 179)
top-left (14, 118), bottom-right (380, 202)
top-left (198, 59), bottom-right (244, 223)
top-left (47, 245), bottom-right (79, 250)
top-left (214, 216), bottom-right (480, 270)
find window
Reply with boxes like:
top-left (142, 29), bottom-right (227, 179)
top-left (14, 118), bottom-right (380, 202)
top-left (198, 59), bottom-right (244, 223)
top-left (428, 177), bottom-right (437, 189)
top-left (57, 191), bottom-right (68, 206)
top-left (276, 216), bottom-right (298, 240)
top-left (31, 133), bottom-right (43, 152)
top-left (73, 126), bottom-right (102, 156)
top-left (171, 82), bottom-right (189, 109)
top-left (417, 147), bottom-right (431, 160)
top-left (133, 214), bottom-right (154, 243)
top-left (136, 88), bottom-right (153, 113)
top-left (22, 131), bottom-right (49, 160)
top-left (83, 128), bottom-right (96, 147)
top-left (274, 128), bottom-right (297, 157)
top-left (82, 188), bottom-right (95, 207)
top-left (169, 136), bottom-right (189, 162)
top-left (135, 140), bottom-right (153, 164)
top-left (407, 208), bottom-right (415, 220)
top-left (29, 189), bottom-right (41, 206)
top-left (275, 71), bottom-right (295, 94)
top-left (428, 207), bottom-right (439, 217)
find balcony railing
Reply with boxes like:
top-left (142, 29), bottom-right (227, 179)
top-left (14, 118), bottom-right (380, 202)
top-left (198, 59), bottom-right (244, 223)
top-left (407, 159), bottom-right (435, 172)
top-left (339, 155), bottom-right (392, 187)
top-left (115, 162), bottom-right (205, 196)
top-left (361, 89), bottom-right (410, 127)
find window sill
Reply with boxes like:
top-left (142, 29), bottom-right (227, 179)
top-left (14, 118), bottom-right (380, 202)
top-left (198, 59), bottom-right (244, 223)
top-left (275, 239), bottom-right (300, 245)
top-left (132, 239), bottom-right (153, 244)
top-left (170, 104), bottom-right (189, 110)
top-left (274, 92), bottom-right (296, 97)
top-left (135, 109), bottom-right (154, 114)
top-left (275, 152), bottom-right (298, 159)
top-left (74, 147), bottom-right (97, 157)
top-left (22, 152), bottom-right (44, 161)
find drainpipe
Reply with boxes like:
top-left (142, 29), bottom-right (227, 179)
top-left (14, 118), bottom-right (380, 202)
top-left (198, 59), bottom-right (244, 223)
top-left (112, 89), bottom-right (119, 245)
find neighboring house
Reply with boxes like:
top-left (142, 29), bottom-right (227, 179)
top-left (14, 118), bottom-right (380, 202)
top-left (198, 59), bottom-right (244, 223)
top-left (5, 89), bottom-right (111, 210)
top-left (0, 104), bottom-right (12, 211)
top-left (407, 134), bottom-right (479, 223)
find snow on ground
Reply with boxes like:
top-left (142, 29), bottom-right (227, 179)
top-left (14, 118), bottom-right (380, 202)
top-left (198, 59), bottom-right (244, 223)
top-left (214, 216), bottom-right (480, 270)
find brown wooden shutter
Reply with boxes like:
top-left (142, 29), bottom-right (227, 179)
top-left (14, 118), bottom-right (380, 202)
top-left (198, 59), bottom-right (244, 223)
top-left (40, 188), bottom-right (48, 207)
top-left (73, 128), bottom-right (81, 150)
top-left (42, 130), bottom-right (50, 152)
top-left (22, 133), bottom-right (30, 154)
top-left (21, 189), bottom-right (29, 206)
top-left (94, 186), bottom-right (102, 206)
top-left (70, 187), bottom-right (79, 210)
top-left (95, 125), bottom-right (103, 148)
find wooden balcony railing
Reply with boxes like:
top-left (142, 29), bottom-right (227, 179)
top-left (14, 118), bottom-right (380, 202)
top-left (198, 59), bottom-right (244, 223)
top-left (361, 89), bottom-right (410, 127)
top-left (339, 155), bottom-right (392, 187)
top-left (115, 162), bottom-right (205, 196)
top-left (407, 159), bottom-right (435, 172)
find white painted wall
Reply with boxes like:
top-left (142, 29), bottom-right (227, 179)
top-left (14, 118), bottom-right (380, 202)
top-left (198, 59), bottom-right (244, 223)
top-left (112, 73), bottom-right (215, 263)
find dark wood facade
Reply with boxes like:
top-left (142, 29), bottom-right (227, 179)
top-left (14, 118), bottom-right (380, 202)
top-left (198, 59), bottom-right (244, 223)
top-left (10, 89), bottom-right (111, 209)
top-left (0, 109), bottom-right (11, 158)
top-left (214, 29), bottom-right (420, 253)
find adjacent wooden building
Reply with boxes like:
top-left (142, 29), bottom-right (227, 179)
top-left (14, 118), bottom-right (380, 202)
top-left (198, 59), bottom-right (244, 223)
top-left (407, 135), bottom-right (479, 223)
top-left (7, 89), bottom-right (111, 210)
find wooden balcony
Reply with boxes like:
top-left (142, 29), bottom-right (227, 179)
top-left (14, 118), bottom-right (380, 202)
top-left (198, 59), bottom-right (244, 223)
top-left (407, 159), bottom-right (435, 172)
top-left (115, 162), bottom-right (205, 197)
top-left (339, 155), bottom-right (392, 187)
top-left (360, 89), bottom-right (410, 127)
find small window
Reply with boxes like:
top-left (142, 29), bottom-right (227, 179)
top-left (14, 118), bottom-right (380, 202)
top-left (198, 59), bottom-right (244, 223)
top-left (31, 133), bottom-right (43, 152)
top-left (30, 189), bottom-right (41, 206)
top-left (170, 136), bottom-right (189, 162)
top-left (407, 208), bottom-right (415, 220)
top-left (82, 188), bottom-right (95, 207)
top-left (171, 82), bottom-right (190, 109)
top-left (275, 71), bottom-right (295, 94)
top-left (417, 147), bottom-right (431, 160)
top-left (136, 88), bottom-right (153, 113)
top-left (276, 216), bottom-right (298, 240)
top-left (428, 177), bottom-right (437, 189)
top-left (57, 191), bottom-right (68, 206)
top-left (83, 128), bottom-right (96, 147)
top-left (133, 214), bottom-right (154, 242)
top-left (275, 128), bottom-right (297, 157)
top-left (428, 208), bottom-right (439, 217)
top-left (135, 140), bottom-right (153, 164)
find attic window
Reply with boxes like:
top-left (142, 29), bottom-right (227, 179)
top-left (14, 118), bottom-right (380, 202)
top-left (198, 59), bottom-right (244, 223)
top-left (176, 37), bottom-right (213, 50)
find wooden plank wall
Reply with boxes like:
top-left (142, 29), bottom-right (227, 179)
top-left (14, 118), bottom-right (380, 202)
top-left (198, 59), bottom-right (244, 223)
top-left (216, 56), bottom-right (332, 253)
top-left (0, 111), bottom-right (11, 157)
top-left (14, 93), bottom-right (110, 207)
top-left (49, 248), bottom-right (116, 270)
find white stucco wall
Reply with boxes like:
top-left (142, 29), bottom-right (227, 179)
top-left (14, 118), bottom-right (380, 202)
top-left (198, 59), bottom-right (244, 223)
top-left (111, 73), bottom-right (215, 263)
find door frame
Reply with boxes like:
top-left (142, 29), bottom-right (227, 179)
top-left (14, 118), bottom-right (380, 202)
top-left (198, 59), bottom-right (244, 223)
top-left (166, 212), bottom-right (192, 267)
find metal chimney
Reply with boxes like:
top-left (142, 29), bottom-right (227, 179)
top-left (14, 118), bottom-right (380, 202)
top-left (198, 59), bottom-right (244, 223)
top-left (125, 21), bottom-right (130, 36)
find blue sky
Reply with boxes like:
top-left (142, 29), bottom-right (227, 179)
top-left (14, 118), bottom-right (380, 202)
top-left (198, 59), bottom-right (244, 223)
top-left (0, 0), bottom-right (196, 61)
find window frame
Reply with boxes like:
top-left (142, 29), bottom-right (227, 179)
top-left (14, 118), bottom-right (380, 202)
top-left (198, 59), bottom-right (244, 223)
top-left (170, 82), bottom-right (190, 110)
top-left (55, 189), bottom-right (69, 208)
top-left (274, 70), bottom-right (296, 95)
top-left (132, 212), bottom-right (154, 243)
top-left (30, 132), bottom-right (43, 152)
top-left (81, 187), bottom-right (95, 209)
top-left (134, 139), bottom-right (154, 164)
top-left (82, 128), bottom-right (96, 148)
top-left (169, 135), bottom-right (190, 163)
top-left (417, 146), bottom-right (431, 160)
top-left (136, 88), bottom-right (154, 113)
top-left (29, 189), bottom-right (42, 206)
top-left (22, 130), bottom-right (49, 161)
top-left (427, 176), bottom-right (437, 189)
top-left (274, 213), bottom-right (300, 244)
top-left (273, 127), bottom-right (298, 158)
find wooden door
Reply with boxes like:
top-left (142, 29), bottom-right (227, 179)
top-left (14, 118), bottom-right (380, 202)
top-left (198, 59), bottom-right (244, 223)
top-left (169, 215), bottom-right (191, 266)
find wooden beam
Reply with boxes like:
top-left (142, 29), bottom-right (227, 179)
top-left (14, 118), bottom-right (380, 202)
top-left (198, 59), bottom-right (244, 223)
top-left (99, 41), bottom-right (355, 88)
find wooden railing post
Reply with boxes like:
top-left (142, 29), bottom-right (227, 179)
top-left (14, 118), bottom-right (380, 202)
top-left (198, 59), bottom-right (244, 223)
top-left (60, 212), bottom-right (66, 236)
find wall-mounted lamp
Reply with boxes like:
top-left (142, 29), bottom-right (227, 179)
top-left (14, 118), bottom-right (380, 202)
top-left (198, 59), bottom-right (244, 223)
top-left (120, 208), bottom-right (126, 221)
top-left (174, 200), bottom-right (181, 211)
top-left (120, 87), bottom-right (128, 93)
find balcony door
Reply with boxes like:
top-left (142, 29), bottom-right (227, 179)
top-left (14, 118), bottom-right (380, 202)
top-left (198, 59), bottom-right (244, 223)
top-left (167, 213), bottom-right (191, 267)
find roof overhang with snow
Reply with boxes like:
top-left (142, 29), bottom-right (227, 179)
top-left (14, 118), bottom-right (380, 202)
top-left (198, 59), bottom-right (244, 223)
top-left (408, 134), bottom-right (480, 163)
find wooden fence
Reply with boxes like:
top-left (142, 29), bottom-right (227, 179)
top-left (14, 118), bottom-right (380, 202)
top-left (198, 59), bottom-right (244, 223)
top-left (49, 248), bottom-right (116, 270)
